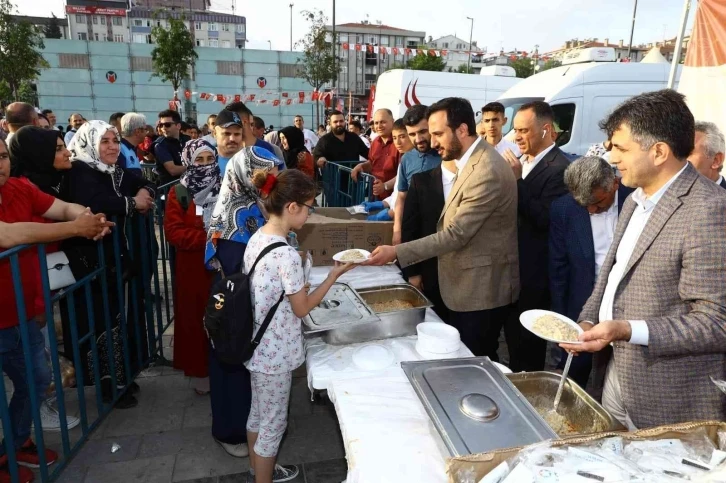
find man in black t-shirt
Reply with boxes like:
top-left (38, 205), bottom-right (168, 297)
top-left (313, 110), bottom-right (369, 167)
top-left (153, 109), bottom-right (186, 186)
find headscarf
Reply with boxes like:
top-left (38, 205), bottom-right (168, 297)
top-left (279, 126), bottom-right (307, 170)
top-left (205, 146), bottom-right (278, 269)
top-left (180, 138), bottom-right (221, 226)
top-left (264, 130), bottom-right (281, 148)
top-left (8, 126), bottom-right (65, 196)
top-left (68, 120), bottom-right (124, 196)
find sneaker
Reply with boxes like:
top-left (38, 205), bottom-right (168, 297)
top-left (15, 439), bottom-right (58, 468)
top-left (272, 464), bottom-right (300, 482)
top-left (0, 458), bottom-right (34, 483)
top-left (214, 438), bottom-right (249, 458)
top-left (36, 400), bottom-right (80, 432)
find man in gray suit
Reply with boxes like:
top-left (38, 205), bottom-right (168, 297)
top-left (365, 98), bottom-right (519, 360)
top-left (561, 90), bottom-right (726, 429)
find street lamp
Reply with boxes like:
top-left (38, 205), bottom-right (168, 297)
top-left (627, 0), bottom-right (638, 59)
top-left (289, 3), bottom-right (294, 51)
top-left (267, 40), bottom-right (272, 50)
top-left (466, 16), bottom-right (474, 73)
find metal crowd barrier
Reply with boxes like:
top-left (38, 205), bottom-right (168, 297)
top-left (0, 181), bottom-right (178, 482)
top-left (321, 161), bottom-right (375, 207)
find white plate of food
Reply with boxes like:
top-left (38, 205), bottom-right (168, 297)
top-left (333, 249), bottom-right (371, 264)
top-left (520, 309), bottom-right (584, 344)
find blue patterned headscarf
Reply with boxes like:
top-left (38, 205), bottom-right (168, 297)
top-left (205, 146), bottom-right (278, 269)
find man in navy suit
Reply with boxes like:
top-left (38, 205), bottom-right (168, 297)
top-left (549, 156), bottom-right (634, 388)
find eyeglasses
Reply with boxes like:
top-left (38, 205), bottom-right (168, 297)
top-left (299, 202), bottom-right (315, 214)
top-left (159, 122), bottom-right (176, 128)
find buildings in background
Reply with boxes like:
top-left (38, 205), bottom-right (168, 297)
top-left (325, 21), bottom-right (426, 106)
top-left (63, 0), bottom-right (246, 47)
top-left (11, 15), bottom-right (70, 39)
top-left (427, 35), bottom-right (485, 73)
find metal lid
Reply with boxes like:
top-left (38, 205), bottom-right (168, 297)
top-left (460, 394), bottom-right (499, 422)
top-left (303, 283), bottom-right (379, 333)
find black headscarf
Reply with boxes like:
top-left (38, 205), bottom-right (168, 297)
top-left (9, 126), bottom-right (66, 196)
top-left (279, 126), bottom-right (307, 170)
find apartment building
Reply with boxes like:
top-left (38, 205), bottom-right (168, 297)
top-left (11, 15), bottom-right (70, 39)
top-left (427, 35), bottom-right (484, 73)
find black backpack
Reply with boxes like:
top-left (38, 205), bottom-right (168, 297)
top-left (203, 242), bottom-right (287, 365)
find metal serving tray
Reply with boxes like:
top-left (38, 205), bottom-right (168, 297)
top-left (303, 283), bottom-right (432, 345)
top-left (506, 371), bottom-right (626, 436)
top-left (402, 357), bottom-right (558, 457)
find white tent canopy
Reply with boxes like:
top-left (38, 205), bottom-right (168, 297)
top-left (641, 47), bottom-right (669, 64)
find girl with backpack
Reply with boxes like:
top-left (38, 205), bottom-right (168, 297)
top-left (243, 169), bottom-right (355, 483)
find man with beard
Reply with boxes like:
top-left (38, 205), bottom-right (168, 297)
top-left (213, 109), bottom-right (245, 174)
top-left (392, 105), bottom-right (441, 245)
top-left (313, 110), bottom-right (370, 167)
top-left (365, 98), bottom-right (519, 359)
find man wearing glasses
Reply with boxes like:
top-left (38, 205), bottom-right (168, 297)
top-left (153, 109), bottom-right (187, 186)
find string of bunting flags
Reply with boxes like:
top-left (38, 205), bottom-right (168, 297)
top-left (182, 89), bottom-right (337, 106)
top-left (338, 43), bottom-right (552, 62)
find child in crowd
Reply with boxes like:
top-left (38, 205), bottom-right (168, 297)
top-left (243, 169), bottom-right (355, 483)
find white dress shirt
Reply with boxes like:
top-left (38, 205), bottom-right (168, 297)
top-left (495, 137), bottom-right (521, 157)
top-left (454, 137), bottom-right (482, 172)
top-left (716, 175), bottom-right (723, 186)
top-left (598, 163), bottom-right (689, 345)
top-left (441, 164), bottom-right (457, 201)
top-left (521, 143), bottom-right (556, 179)
top-left (590, 191), bottom-right (619, 277)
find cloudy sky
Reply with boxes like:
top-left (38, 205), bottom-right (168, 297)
top-left (22, 0), bottom-right (694, 53)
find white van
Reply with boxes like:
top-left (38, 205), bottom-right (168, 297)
top-left (373, 68), bottom-right (521, 119)
top-left (497, 50), bottom-right (682, 156)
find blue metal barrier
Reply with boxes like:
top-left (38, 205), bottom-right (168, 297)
top-left (0, 180), bottom-right (178, 482)
top-left (321, 161), bottom-right (376, 207)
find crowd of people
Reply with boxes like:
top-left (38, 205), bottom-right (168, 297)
top-left (1, 87), bottom-right (725, 482)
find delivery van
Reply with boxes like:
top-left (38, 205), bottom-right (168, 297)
top-left (373, 68), bottom-right (522, 119)
top-left (497, 48), bottom-right (682, 156)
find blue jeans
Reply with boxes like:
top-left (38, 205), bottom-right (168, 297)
top-left (0, 322), bottom-right (52, 456)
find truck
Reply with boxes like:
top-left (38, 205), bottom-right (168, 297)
top-left (372, 68), bottom-right (522, 119)
top-left (497, 47), bottom-right (682, 156)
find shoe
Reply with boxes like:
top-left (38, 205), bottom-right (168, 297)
top-left (128, 382), bottom-right (140, 394)
top-left (36, 400), bottom-right (80, 432)
top-left (15, 439), bottom-right (58, 468)
top-left (214, 438), bottom-right (249, 458)
top-left (114, 392), bottom-right (138, 409)
top-left (0, 457), bottom-right (34, 483)
top-left (272, 464), bottom-right (300, 482)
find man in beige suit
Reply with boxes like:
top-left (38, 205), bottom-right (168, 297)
top-left (561, 90), bottom-right (726, 429)
top-left (366, 97), bottom-right (520, 359)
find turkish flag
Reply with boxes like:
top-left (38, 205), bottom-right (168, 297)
top-left (380, 46), bottom-right (387, 55)
top-left (272, 99), bottom-right (280, 107)
top-left (355, 44), bottom-right (362, 51)
top-left (247, 94), bottom-right (256, 101)
top-left (405, 48), bottom-right (412, 55)
top-left (234, 94), bottom-right (241, 102)
top-left (312, 90), bottom-right (320, 101)
top-left (281, 92), bottom-right (289, 98)
top-left (417, 49), bottom-right (424, 56)
top-left (392, 47), bottom-right (399, 55)
top-left (428, 49), bottom-right (436, 57)
top-left (367, 45), bottom-right (374, 53)
top-left (184, 89), bottom-right (191, 100)
top-left (286, 99), bottom-right (292, 105)
top-left (342, 42), bottom-right (349, 51)
top-left (298, 91), bottom-right (305, 100)
top-left (441, 50), bottom-right (448, 57)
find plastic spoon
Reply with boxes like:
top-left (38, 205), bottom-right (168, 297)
top-left (554, 352), bottom-right (573, 411)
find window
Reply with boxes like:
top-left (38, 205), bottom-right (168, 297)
top-left (443, 42), bottom-right (449, 48)
top-left (76, 14), bottom-right (86, 23)
top-left (369, 36), bottom-right (376, 44)
top-left (133, 34), bottom-right (147, 43)
top-left (209, 39), bottom-right (218, 47)
top-left (380, 35), bottom-right (389, 46)
top-left (356, 34), bottom-right (363, 44)
top-left (395, 36), bottom-right (403, 47)
top-left (339, 33), bottom-right (348, 43)
top-left (114, 34), bottom-right (124, 42)
top-left (94, 33), bottom-right (99, 41)
top-left (92, 16), bottom-right (98, 25)
top-left (195, 21), bottom-right (202, 30)
top-left (134, 19), bottom-right (142, 26)
top-left (77, 32), bottom-right (88, 40)
top-left (100, 16), bottom-right (106, 25)
top-left (196, 39), bottom-right (205, 46)
top-left (112, 17), bottom-right (122, 26)
top-left (222, 40), bottom-right (230, 48)
top-left (222, 23), bottom-right (229, 31)
top-left (208, 22), bottom-right (218, 31)
top-left (236, 23), bottom-right (245, 33)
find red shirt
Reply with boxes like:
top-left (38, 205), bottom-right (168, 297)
top-left (0, 177), bottom-right (56, 329)
top-left (368, 135), bottom-right (401, 198)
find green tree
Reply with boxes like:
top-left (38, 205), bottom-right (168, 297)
top-left (0, 0), bottom-right (48, 100)
top-left (296, 9), bottom-right (339, 126)
top-left (150, 15), bottom-right (198, 97)
top-left (541, 59), bottom-right (562, 72)
top-left (385, 62), bottom-right (406, 73)
top-left (43, 13), bottom-right (63, 39)
top-left (509, 57), bottom-right (535, 79)
top-left (406, 53), bottom-right (446, 72)
top-left (456, 64), bottom-right (475, 74)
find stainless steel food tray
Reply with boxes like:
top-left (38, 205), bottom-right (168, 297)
top-left (506, 371), bottom-right (626, 436)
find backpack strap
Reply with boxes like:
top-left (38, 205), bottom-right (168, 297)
top-left (174, 184), bottom-right (190, 212)
top-left (247, 241), bottom-right (289, 356)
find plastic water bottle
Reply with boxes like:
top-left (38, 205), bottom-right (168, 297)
top-left (288, 231), bottom-right (299, 249)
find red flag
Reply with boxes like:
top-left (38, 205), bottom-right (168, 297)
top-left (522, 51), bottom-right (528, 57)
top-left (281, 92), bottom-right (289, 98)
top-left (298, 91), bottom-right (305, 100)
top-left (405, 48), bottom-right (412, 55)
top-left (392, 47), bottom-right (399, 55)
top-left (259, 99), bottom-right (267, 104)
top-left (272, 99), bottom-right (280, 107)
top-left (312, 90), bottom-right (320, 101)
top-left (247, 94), bottom-right (256, 101)
top-left (355, 44), bottom-right (362, 51)
top-left (367, 45), bottom-right (374, 53)
top-left (232, 94), bottom-right (240, 102)
top-left (428, 49), bottom-right (436, 57)
top-left (417, 49), bottom-right (424, 56)
top-left (509, 55), bottom-right (517, 60)
top-left (297, 98), bottom-right (304, 104)
top-left (342, 42), bottom-right (349, 51)
top-left (184, 89), bottom-right (191, 100)
top-left (441, 50), bottom-right (448, 57)
top-left (380, 46), bottom-right (387, 55)
top-left (285, 98), bottom-right (292, 105)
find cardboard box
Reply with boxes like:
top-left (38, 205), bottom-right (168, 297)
top-left (297, 207), bottom-right (392, 266)
top-left (446, 420), bottom-right (726, 483)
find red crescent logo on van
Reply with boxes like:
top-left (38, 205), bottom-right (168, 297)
top-left (403, 79), bottom-right (421, 109)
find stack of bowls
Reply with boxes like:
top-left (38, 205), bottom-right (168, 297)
top-left (416, 322), bottom-right (461, 358)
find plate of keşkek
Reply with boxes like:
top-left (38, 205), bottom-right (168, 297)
top-left (332, 249), bottom-right (371, 264)
top-left (520, 309), bottom-right (584, 344)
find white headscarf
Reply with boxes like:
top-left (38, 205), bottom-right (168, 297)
top-left (68, 120), bottom-right (123, 195)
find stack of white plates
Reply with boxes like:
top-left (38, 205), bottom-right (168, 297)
top-left (416, 322), bottom-right (461, 356)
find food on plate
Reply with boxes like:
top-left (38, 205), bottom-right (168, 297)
top-left (532, 314), bottom-right (579, 342)
top-left (339, 250), bottom-right (367, 262)
top-left (369, 300), bottom-right (415, 313)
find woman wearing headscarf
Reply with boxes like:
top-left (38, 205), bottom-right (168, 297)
top-left (8, 126), bottom-right (69, 198)
top-left (164, 139), bottom-right (220, 395)
top-left (278, 126), bottom-right (314, 178)
top-left (63, 120), bottom-right (156, 408)
top-left (204, 146), bottom-right (279, 459)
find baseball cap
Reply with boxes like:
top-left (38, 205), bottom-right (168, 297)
top-left (215, 109), bottom-right (243, 128)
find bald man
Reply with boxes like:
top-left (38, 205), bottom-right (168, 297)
top-left (351, 108), bottom-right (400, 200)
top-left (65, 113), bottom-right (86, 145)
top-left (5, 102), bottom-right (39, 143)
